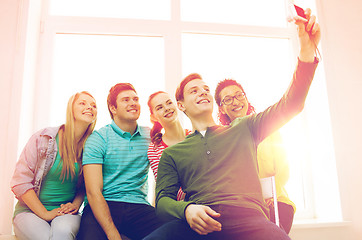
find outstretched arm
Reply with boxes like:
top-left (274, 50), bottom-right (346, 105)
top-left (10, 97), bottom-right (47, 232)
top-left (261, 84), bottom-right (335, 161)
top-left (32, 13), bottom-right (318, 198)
top-left (246, 9), bottom-right (320, 144)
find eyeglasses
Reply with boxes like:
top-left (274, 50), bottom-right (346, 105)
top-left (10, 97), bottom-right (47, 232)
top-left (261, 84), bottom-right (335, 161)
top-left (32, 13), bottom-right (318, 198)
top-left (221, 92), bottom-right (246, 106)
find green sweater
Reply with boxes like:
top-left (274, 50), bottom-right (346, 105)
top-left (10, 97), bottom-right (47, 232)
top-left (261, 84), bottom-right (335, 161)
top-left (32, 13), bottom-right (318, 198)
top-left (155, 59), bottom-right (318, 220)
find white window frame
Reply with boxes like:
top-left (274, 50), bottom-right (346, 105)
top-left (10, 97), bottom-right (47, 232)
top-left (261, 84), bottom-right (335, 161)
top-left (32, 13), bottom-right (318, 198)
top-left (27, 0), bottom-right (338, 221)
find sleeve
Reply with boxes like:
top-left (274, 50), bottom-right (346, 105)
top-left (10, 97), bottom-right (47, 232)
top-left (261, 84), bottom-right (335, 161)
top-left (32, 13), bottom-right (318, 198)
top-left (155, 150), bottom-right (193, 221)
top-left (82, 131), bottom-right (107, 165)
top-left (248, 58), bottom-right (318, 145)
top-left (147, 142), bottom-right (160, 179)
top-left (10, 131), bottom-right (41, 198)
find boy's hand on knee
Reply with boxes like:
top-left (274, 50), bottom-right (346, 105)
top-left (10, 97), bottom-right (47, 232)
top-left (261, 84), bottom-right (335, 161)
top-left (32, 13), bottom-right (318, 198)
top-left (185, 204), bottom-right (222, 235)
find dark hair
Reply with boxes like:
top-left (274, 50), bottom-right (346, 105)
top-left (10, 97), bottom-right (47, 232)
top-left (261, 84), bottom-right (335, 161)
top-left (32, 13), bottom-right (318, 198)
top-left (148, 91), bottom-right (166, 145)
top-left (214, 79), bottom-right (255, 125)
top-left (107, 83), bottom-right (136, 119)
top-left (175, 73), bottom-right (202, 102)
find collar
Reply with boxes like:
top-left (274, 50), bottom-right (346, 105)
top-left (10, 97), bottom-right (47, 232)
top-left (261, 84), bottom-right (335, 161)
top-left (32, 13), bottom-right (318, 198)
top-left (187, 125), bottom-right (220, 138)
top-left (111, 121), bottom-right (141, 138)
top-left (40, 126), bottom-right (62, 138)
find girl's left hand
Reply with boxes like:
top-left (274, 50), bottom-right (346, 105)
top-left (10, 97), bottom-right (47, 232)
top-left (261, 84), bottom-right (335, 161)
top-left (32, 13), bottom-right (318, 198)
top-left (59, 202), bottom-right (79, 214)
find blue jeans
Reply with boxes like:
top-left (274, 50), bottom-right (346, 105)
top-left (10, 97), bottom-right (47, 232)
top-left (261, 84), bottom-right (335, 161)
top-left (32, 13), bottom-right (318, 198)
top-left (77, 201), bottom-right (163, 240)
top-left (144, 205), bottom-right (291, 240)
top-left (13, 212), bottom-right (81, 240)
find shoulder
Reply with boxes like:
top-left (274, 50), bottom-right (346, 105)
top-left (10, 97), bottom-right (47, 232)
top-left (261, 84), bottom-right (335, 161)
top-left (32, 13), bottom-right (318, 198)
top-left (25, 126), bottom-right (60, 147)
top-left (230, 115), bottom-right (252, 128)
top-left (32, 126), bottom-right (61, 138)
top-left (86, 125), bottom-right (111, 145)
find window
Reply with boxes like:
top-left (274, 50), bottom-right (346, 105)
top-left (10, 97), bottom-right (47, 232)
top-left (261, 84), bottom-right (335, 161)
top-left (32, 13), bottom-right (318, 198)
top-left (49, 0), bottom-right (171, 20)
top-left (181, 0), bottom-right (287, 27)
top-left (20, 0), bottom-right (341, 221)
top-left (50, 34), bottom-right (165, 128)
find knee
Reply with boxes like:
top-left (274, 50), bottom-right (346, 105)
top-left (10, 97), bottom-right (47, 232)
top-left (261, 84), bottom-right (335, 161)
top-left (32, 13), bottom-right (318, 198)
top-left (51, 215), bottom-right (80, 239)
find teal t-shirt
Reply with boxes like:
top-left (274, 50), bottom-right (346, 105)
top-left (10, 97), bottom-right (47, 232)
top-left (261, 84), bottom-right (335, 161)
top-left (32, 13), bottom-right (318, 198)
top-left (14, 134), bottom-right (80, 216)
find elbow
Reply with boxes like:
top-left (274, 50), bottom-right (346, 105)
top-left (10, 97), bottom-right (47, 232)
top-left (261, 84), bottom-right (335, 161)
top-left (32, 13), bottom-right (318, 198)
top-left (294, 102), bottom-right (305, 115)
top-left (85, 187), bottom-right (102, 203)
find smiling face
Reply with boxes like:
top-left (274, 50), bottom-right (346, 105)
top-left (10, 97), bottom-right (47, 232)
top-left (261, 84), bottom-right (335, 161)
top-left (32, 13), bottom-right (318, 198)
top-left (150, 92), bottom-right (178, 126)
top-left (219, 85), bottom-right (249, 122)
top-left (110, 90), bottom-right (140, 123)
top-left (178, 79), bottom-right (213, 118)
top-left (73, 93), bottom-right (97, 125)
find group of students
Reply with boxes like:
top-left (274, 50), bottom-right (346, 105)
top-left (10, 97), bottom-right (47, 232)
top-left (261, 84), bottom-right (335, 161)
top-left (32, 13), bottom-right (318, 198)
top-left (10, 9), bottom-right (320, 240)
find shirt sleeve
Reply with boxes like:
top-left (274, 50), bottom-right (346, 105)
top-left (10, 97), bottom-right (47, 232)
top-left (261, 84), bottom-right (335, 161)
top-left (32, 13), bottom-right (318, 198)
top-left (147, 142), bottom-right (160, 179)
top-left (246, 58), bottom-right (318, 145)
top-left (10, 131), bottom-right (42, 198)
top-left (155, 150), bottom-right (193, 221)
top-left (82, 131), bottom-right (107, 165)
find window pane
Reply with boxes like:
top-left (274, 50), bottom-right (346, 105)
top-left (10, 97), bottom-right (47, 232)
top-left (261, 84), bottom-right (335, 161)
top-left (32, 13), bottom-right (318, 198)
top-left (49, 0), bottom-right (171, 20)
top-left (181, 33), bottom-right (310, 213)
top-left (50, 34), bottom-right (165, 129)
top-left (182, 33), bottom-right (292, 112)
top-left (181, 0), bottom-right (287, 27)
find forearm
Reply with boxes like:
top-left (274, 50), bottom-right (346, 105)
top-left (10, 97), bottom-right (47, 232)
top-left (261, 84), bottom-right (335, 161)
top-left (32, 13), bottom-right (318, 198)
top-left (286, 59), bottom-right (318, 112)
top-left (20, 189), bottom-right (51, 220)
top-left (87, 192), bottom-right (121, 240)
top-left (156, 195), bottom-right (192, 221)
top-left (72, 189), bottom-right (85, 210)
top-left (250, 59), bottom-right (318, 144)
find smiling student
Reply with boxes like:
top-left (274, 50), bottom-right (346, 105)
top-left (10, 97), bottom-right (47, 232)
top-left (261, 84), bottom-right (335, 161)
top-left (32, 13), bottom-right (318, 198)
top-left (11, 91), bottom-right (97, 240)
top-left (77, 83), bottom-right (163, 240)
top-left (144, 8), bottom-right (320, 240)
top-left (215, 79), bottom-right (295, 234)
top-left (147, 91), bottom-right (190, 203)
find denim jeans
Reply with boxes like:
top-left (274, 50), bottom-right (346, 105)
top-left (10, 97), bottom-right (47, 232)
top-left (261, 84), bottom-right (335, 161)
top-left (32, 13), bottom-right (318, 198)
top-left (13, 212), bottom-right (81, 240)
top-left (77, 201), bottom-right (163, 240)
top-left (144, 205), bottom-right (291, 240)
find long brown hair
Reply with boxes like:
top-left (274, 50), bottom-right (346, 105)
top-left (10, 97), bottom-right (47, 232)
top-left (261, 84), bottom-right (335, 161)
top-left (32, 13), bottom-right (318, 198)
top-left (58, 91), bottom-right (97, 180)
top-left (148, 91), bottom-right (166, 145)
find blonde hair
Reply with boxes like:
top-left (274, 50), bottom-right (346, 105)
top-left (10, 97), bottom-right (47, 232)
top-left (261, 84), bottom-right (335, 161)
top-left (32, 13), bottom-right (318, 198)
top-left (58, 91), bottom-right (97, 180)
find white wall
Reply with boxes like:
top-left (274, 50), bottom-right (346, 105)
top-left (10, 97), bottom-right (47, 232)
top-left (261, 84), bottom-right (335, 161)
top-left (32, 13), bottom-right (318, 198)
top-left (1, 0), bottom-right (362, 238)
top-left (290, 0), bottom-right (362, 239)
top-left (0, 0), bottom-right (28, 235)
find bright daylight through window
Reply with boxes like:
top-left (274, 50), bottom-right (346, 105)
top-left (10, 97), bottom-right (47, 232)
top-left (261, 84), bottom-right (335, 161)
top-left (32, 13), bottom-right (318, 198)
top-left (19, 0), bottom-right (341, 223)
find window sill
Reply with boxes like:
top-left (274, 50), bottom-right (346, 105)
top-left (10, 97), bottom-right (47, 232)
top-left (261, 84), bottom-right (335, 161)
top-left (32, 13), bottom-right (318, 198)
top-left (292, 219), bottom-right (351, 229)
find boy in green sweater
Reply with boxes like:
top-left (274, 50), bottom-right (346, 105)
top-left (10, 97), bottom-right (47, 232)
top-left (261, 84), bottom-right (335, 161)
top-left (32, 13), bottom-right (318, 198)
top-left (145, 8), bottom-right (320, 240)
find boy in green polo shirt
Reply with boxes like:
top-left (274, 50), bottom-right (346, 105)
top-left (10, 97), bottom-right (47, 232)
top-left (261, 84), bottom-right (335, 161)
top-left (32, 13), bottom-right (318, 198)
top-left (145, 8), bottom-right (320, 240)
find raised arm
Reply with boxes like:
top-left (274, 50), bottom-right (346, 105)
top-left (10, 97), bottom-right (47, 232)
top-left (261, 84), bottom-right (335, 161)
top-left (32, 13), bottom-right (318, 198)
top-left (245, 10), bottom-right (321, 144)
top-left (296, 8), bottom-right (321, 62)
